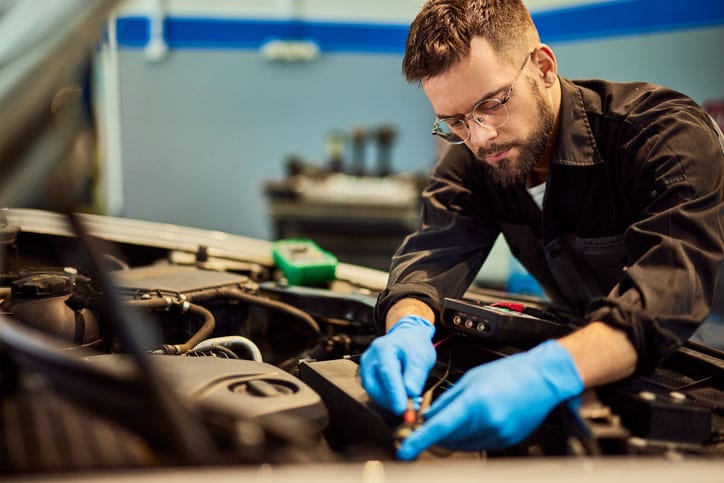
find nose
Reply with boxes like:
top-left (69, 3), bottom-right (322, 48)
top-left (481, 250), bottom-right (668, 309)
top-left (466, 119), bottom-right (498, 148)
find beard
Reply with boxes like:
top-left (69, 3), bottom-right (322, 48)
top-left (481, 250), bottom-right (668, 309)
top-left (477, 80), bottom-right (554, 187)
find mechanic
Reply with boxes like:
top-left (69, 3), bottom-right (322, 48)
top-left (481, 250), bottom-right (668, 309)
top-left (359, 0), bottom-right (724, 460)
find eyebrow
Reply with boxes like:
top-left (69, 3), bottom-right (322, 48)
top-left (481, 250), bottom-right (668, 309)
top-left (435, 85), bottom-right (510, 119)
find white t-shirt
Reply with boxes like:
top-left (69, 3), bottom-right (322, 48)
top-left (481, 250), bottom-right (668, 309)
top-left (527, 181), bottom-right (547, 210)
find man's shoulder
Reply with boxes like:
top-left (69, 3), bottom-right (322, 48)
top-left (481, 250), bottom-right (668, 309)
top-left (563, 76), bottom-right (700, 119)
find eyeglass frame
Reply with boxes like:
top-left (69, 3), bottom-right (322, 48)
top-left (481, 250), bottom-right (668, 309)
top-left (431, 50), bottom-right (534, 145)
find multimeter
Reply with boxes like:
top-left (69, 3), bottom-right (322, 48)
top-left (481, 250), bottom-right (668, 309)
top-left (272, 238), bottom-right (338, 286)
top-left (440, 297), bottom-right (571, 348)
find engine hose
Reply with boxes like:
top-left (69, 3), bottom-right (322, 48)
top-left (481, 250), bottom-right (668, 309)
top-left (191, 335), bottom-right (263, 362)
top-left (125, 297), bottom-right (216, 355)
top-left (186, 287), bottom-right (321, 337)
top-left (220, 288), bottom-right (321, 336)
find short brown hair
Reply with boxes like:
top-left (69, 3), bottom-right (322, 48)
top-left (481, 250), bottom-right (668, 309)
top-left (402, 0), bottom-right (539, 83)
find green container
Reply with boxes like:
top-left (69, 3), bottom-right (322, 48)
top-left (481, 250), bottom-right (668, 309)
top-left (272, 238), bottom-right (337, 286)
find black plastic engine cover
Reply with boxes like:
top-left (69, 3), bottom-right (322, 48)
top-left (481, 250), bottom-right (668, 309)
top-left (87, 354), bottom-right (329, 434)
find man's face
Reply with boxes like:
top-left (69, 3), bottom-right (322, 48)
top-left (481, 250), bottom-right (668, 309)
top-left (423, 38), bottom-right (555, 187)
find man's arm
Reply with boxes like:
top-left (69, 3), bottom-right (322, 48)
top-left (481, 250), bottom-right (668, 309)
top-left (385, 298), bottom-right (435, 332)
top-left (558, 321), bottom-right (637, 387)
top-left (387, 298), bottom-right (638, 388)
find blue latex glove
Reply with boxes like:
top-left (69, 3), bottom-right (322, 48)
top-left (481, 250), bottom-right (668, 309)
top-left (359, 315), bottom-right (436, 415)
top-left (397, 340), bottom-right (584, 460)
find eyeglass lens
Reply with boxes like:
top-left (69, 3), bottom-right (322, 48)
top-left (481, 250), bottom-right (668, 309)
top-left (434, 100), bottom-right (510, 144)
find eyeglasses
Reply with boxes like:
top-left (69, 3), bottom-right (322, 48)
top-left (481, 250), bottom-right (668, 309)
top-left (431, 51), bottom-right (533, 145)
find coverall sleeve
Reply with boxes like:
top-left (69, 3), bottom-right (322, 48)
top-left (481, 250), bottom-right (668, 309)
top-left (586, 107), bottom-right (724, 374)
top-left (373, 146), bottom-right (501, 333)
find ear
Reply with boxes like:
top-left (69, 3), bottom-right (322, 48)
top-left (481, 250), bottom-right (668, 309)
top-left (532, 44), bottom-right (558, 87)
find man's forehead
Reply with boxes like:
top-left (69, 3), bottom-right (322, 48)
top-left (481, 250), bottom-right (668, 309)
top-left (422, 44), bottom-right (513, 117)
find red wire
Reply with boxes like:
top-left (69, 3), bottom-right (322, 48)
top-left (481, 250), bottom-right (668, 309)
top-left (490, 301), bottom-right (525, 312)
top-left (433, 332), bottom-right (456, 348)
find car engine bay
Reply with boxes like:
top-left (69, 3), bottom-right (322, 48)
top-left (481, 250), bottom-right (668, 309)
top-left (0, 209), bottom-right (722, 476)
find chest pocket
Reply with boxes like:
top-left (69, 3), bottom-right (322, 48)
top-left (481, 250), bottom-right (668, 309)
top-left (545, 233), bottom-right (628, 309)
top-left (501, 222), bottom-right (628, 310)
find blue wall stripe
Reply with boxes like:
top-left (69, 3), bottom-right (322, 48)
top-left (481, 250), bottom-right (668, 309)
top-left (116, 0), bottom-right (724, 52)
top-left (534, 0), bottom-right (724, 43)
top-left (116, 17), bottom-right (409, 52)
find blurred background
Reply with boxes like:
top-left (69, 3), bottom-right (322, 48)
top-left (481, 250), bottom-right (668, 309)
top-left (4, 0), bottom-right (724, 285)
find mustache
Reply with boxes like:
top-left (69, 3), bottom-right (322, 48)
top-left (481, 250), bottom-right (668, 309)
top-left (476, 143), bottom-right (515, 159)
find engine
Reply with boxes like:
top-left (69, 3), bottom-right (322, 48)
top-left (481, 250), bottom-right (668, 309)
top-left (0, 215), bottom-right (722, 474)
